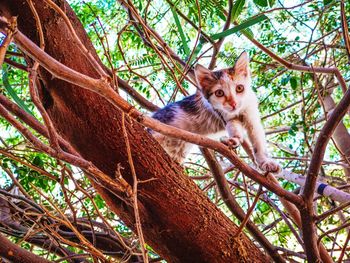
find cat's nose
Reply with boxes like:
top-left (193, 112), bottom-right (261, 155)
top-left (230, 101), bottom-right (237, 109)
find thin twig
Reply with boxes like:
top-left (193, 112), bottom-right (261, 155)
top-left (121, 113), bottom-right (148, 263)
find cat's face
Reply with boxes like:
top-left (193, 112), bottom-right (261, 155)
top-left (194, 52), bottom-right (252, 115)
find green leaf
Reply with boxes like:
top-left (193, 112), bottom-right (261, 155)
top-left (288, 129), bottom-right (296, 136)
top-left (217, 10), bottom-right (226, 21)
top-left (231, 0), bottom-right (246, 21)
top-left (281, 76), bottom-right (290, 86)
top-left (33, 156), bottom-right (44, 167)
top-left (188, 38), bottom-right (205, 63)
top-left (268, 0), bottom-right (275, 7)
top-left (241, 28), bottom-right (254, 39)
top-left (323, 0), bottom-right (333, 5)
top-left (211, 14), bottom-right (268, 40)
top-left (94, 194), bottom-right (105, 209)
top-left (170, 5), bottom-right (190, 57)
top-left (288, 122), bottom-right (298, 136)
top-left (254, 0), bottom-right (268, 7)
top-left (2, 65), bottom-right (34, 116)
top-left (290, 77), bottom-right (298, 89)
top-left (254, 0), bottom-right (275, 8)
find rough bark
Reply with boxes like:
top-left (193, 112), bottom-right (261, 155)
top-left (0, 1), bottom-right (270, 262)
top-left (0, 232), bottom-right (50, 263)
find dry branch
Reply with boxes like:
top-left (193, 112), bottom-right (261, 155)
top-left (0, 232), bottom-right (51, 263)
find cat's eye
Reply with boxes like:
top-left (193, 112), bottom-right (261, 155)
top-left (236, 85), bottom-right (244, 93)
top-left (214, 89), bottom-right (224, 97)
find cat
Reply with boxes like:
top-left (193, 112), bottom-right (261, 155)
top-left (151, 52), bottom-right (280, 173)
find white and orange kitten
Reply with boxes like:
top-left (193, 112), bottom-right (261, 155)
top-left (151, 52), bottom-right (280, 172)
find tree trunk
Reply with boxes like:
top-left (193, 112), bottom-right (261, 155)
top-left (0, 1), bottom-right (270, 262)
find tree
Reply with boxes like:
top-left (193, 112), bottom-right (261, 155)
top-left (0, 0), bottom-right (349, 262)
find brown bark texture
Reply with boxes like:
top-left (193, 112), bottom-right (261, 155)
top-left (1, 1), bottom-right (270, 262)
top-left (0, 232), bottom-right (50, 263)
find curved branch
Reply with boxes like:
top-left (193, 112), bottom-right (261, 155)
top-left (0, 232), bottom-right (51, 263)
top-left (300, 79), bottom-right (350, 261)
top-left (201, 148), bottom-right (285, 263)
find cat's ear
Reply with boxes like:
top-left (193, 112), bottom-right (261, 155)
top-left (194, 64), bottom-right (217, 91)
top-left (234, 51), bottom-right (250, 76)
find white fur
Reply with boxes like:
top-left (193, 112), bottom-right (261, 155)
top-left (152, 52), bottom-right (280, 172)
top-left (212, 53), bottom-right (279, 172)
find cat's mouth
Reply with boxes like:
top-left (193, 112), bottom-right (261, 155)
top-left (224, 105), bottom-right (239, 112)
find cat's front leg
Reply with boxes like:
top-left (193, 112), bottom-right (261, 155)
top-left (244, 109), bottom-right (280, 173)
top-left (221, 120), bottom-right (244, 148)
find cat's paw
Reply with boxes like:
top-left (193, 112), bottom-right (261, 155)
top-left (220, 136), bottom-right (241, 148)
top-left (257, 158), bottom-right (281, 173)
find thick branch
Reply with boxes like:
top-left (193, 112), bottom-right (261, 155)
top-left (300, 82), bottom-right (350, 262)
top-left (0, 232), bottom-right (51, 263)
